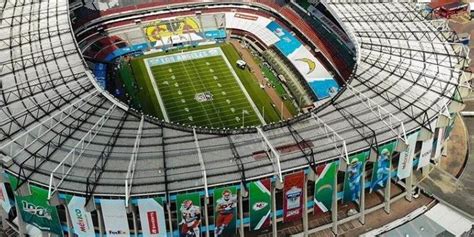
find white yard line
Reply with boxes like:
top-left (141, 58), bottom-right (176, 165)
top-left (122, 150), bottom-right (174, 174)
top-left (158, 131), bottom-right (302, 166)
top-left (144, 59), bottom-right (170, 122)
top-left (178, 58), bottom-right (215, 126)
top-left (217, 47), bottom-right (267, 125)
top-left (188, 58), bottom-right (227, 128)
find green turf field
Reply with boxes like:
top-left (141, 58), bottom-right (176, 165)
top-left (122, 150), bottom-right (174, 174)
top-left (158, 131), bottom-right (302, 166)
top-left (144, 47), bottom-right (264, 128)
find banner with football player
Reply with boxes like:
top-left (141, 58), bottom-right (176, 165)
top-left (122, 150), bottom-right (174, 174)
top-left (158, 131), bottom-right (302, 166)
top-left (176, 192), bottom-right (201, 237)
top-left (213, 186), bottom-right (237, 236)
top-left (283, 171), bottom-right (304, 223)
top-left (249, 179), bottom-right (271, 231)
top-left (397, 132), bottom-right (418, 180)
top-left (8, 175), bottom-right (63, 237)
top-left (65, 196), bottom-right (95, 236)
top-left (343, 151), bottom-right (368, 203)
top-left (100, 199), bottom-right (130, 237)
top-left (137, 197), bottom-right (167, 237)
top-left (314, 161), bottom-right (338, 213)
top-left (370, 142), bottom-right (396, 193)
top-left (0, 182), bottom-right (12, 214)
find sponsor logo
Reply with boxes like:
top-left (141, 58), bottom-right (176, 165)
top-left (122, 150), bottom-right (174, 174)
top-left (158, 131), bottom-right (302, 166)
top-left (21, 201), bottom-right (52, 220)
top-left (108, 230), bottom-right (127, 235)
top-left (252, 202), bottom-right (268, 211)
top-left (75, 208), bottom-right (89, 232)
top-left (286, 186), bottom-right (302, 210)
top-left (147, 211), bottom-right (159, 234)
top-left (287, 209), bottom-right (300, 217)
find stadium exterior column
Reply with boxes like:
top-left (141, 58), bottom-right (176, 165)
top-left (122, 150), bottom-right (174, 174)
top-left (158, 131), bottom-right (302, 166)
top-left (239, 187), bottom-right (244, 237)
top-left (14, 200), bottom-right (26, 236)
top-left (0, 208), bottom-right (7, 234)
top-left (405, 172), bottom-right (414, 202)
top-left (384, 159), bottom-right (392, 214)
top-left (131, 206), bottom-right (138, 237)
top-left (167, 202), bottom-right (173, 237)
top-left (303, 174), bottom-right (309, 236)
top-left (331, 168), bottom-right (338, 235)
top-left (272, 184), bottom-right (277, 237)
top-left (97, 207), bottom-right (104, 237)
top-left (359, 162), bottom-right (366, 225)
top-left (204, 197), bottom-right (210, 237)
top-left (62, 203), bottom-right (74, 235)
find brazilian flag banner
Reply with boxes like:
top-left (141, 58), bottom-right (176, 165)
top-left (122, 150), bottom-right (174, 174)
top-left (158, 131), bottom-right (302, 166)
top-left (314, 161), bottom-right (338, 213)
top-left (343, 151), bottom-right (369, 203)
top-left (9, 175), bottom-right (63, 237)
top-left (249, 179), bottom-right (271, 231)
top-left (370, 142), bottom-right (396, 193)
top-left (176, 192), bottom-right (201, 237)
top-left (213, 186), bottom-right (237, 236)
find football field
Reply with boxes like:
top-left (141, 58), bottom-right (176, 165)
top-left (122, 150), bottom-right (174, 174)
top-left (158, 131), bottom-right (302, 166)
top-left (144, 47), bottom-right (265, 128)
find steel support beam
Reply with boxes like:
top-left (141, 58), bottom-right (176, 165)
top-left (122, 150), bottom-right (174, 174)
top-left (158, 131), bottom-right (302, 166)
top-left (256, 127), bottom-right (283, 183)
top-left (125, 115), bottom-right (144, 206)
top-left (193, 128), bottom-right (209, 237)
top-left (48, 105), bottom-right (116, 200)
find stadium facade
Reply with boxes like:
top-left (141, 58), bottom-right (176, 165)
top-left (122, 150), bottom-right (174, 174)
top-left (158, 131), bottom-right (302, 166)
top-left (0, 0), bottom-right (471, 236)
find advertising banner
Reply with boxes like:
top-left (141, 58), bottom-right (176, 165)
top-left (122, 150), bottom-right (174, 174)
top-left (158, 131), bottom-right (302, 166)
top-left (213, 186), bottom-right (237, 236)
top-left (137, 198), bottom-right (167, 237)
top-left (434, 128), bottom-right (445, 161)
top-left (370, 142), bottom-right (396, 193)
top-left (100, 199), bottom-right (130, 237)
top-left (0, 183), bottom-right (12, 213)
top-left (8, 175), bottom-right (63, 237)
top-left (418, 120), bottom-right (438, 169)
top-left (283, 171), bottom-right (304, 223)
top-left (67, 196), bottom-right (95, 237)
top-left (314, 162), bottom-right (338, 213)
top-left (343, 151), bottom-right (368, 203)
top-left (176, 192), bottom-right (201, 237)
top-left (249, 179), bottom-right (271, 231)
top-left (397, 132), bottom-right (419, 180)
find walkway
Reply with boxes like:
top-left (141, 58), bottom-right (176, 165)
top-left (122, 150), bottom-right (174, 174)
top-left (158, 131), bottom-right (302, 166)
top-left (416, 103), bottom-right (474, 219)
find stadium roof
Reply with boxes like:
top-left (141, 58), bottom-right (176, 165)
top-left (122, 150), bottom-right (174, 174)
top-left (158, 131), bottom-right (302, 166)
top-left (0, 0), bottom-right (470, 201)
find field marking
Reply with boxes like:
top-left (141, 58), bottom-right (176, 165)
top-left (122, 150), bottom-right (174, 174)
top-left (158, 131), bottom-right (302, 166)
top-left (144, 59), bottom-right (170, 122)
top-left (188, 57), bottom-right (226, 128)
top-left (178, 58), bottom-right (216, 126)
top-left (217, 47), bottom-right (266, 125)
top-left (145, 47), bottom-right (264, 127)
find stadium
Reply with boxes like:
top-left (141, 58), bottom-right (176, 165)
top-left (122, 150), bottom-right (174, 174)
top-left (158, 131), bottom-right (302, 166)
top-left (0, 0), bottom-right (471, 236)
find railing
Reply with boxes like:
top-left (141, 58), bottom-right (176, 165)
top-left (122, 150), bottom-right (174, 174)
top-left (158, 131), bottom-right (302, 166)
top-left (0, 90), bottom-right (98, 159)
top-left (256, 127), bottom-right (283, 182)
top-left (48, 104), bottom-right (116, 200)
top-left (346, 84), bottom-right (408, 144)
top-left (311, 113), bottom-right (349, 164)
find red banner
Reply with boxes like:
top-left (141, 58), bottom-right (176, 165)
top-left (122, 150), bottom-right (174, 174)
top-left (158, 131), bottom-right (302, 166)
top-left (283, 171), bottom-right (305, 223)
top-left (147, 211), bottom-right (159, 234)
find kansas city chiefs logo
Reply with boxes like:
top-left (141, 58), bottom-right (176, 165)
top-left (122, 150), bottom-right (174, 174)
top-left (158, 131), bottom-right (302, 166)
top-left (252, 202), bottom-right (268, 211)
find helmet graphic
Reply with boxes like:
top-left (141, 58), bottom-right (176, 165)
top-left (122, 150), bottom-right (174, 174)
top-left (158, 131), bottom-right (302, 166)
top-left (183, 200), bottom-right (193, 209)
top-left (223, 189), bottom-right (231, 201)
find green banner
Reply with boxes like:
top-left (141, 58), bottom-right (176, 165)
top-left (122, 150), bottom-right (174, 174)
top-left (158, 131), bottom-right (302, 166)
top-left (249, 179), bottom-right (271, 231)
top-left (176, 192), bottom-right (201, 237)
top-left (9, 175), bottom-right (63, 236)
top-left (314, 162), bottom-right (338, 213)
top-left (370, 142), bottom-right (396, 193)
top-left (343, 151), bottom-right (368, 203)
top-left (214, 186), bottom-right (237, 236)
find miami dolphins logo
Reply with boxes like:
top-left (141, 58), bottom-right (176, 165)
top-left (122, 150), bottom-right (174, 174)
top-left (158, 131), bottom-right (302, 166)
top-left (295, 58), bottom-right (316, 75)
